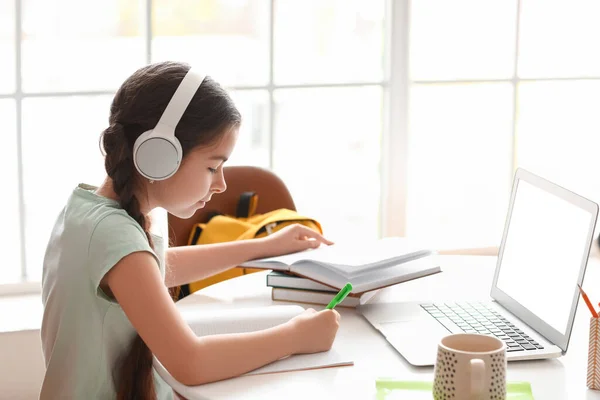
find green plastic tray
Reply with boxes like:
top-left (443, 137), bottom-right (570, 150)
top-left (376, 379), bottom-right (534, 399)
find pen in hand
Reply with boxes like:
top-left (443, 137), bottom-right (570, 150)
top-left (326, 283), bottom-right (353, 310)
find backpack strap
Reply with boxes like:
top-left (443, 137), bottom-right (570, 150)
top-left (236, 192), bottom-right (258, 218)
top-left (188, 224), bottom-right (204, 246)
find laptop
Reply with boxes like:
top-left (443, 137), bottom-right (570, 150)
top-left (358, 168), bottom-right (599, 366)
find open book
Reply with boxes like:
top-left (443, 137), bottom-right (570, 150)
top-left (153, 305), bottom-right (353, 389)
top-left (242, 237), bottom-right (440, 294)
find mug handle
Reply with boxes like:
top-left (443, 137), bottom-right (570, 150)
top-left (470, 359), bottom-right (486, 400)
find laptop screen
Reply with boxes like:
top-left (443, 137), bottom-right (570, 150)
top-left (495, 178), bottom-right (594, 336)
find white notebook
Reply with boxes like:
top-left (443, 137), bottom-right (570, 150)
top-left (178, 305), bottom-right (304, 337)
top-left (153, 305), bottom-right (353, 389)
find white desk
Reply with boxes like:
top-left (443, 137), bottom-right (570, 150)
top-left (173, 255), bottom-right (600, 400)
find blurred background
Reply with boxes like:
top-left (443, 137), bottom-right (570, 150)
top-left (1, 0), bottom-right (600, 286)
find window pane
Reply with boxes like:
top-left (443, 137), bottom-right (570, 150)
top-left (22, 0), bottom-right (144, 92)
top-left (516, 81), bottom-right (600, 206)
top-left (22, 97), bottom-right (111, 280)
top-left (152, 0), bottom-right (269, 86)
top-left (0, 100), bottom-right (21, 284)
top-left (410, 0), bottom-right (517, 81)
top-left (519, 0), bottom-right (600, 78)
top-left (274, 0), bottom-right (385, 85)
top-left (0, 0), bottom-right (15, 93)
top-left (227, 90), bottom-right (269, 168)
top-left (407, 83), bottom-right (514, 249)
top-left (273, 87), bottom-right (382, 241)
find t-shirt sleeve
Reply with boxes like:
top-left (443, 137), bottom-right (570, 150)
top-left (87, 212), bottom-right (160, 302)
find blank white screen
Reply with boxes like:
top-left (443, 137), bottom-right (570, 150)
top-left (496, 180), bottom-right (592, 335)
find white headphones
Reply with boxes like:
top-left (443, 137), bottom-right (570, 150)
top-left (133, 68), bottom-right (206, 181)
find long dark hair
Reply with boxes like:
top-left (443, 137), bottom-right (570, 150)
top-left (101, 61), bottom-right (241, 399)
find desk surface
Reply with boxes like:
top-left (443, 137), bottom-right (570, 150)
top-left (173, 255), bottom-right (600, 400)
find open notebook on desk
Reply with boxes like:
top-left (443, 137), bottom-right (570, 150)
top-left (242, 237), bottom-right (440, 294)
top-left (153, 305), bottom-right (353, 391)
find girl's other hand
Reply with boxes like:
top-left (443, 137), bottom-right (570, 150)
top-left (258, 224), bottom-right (334, 257)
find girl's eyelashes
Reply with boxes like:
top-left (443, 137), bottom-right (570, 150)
top-left (208, 167), bottom-right (217, 174)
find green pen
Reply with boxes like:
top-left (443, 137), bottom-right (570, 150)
top-left (326, 283), bottom-right (353, 309)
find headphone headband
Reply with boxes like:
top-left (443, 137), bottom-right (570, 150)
top-left (153, 68), bottom-right (206, 137)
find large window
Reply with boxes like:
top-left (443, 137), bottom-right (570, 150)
top-left (1, 0), bottom-right (386, 285)
top-left (4, 0), bottom-right (599, 288)
top-left (405, 0), bottom-right (600, 250)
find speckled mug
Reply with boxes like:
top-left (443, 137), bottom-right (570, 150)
top-left (433, 333), bottom-right (507, 400)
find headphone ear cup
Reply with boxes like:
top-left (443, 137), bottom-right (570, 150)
top-left (133, 129), bottom-right (153, 167)
top-left (133, 129), bottom-right (183, 180)
top-left (130, 68), bottom-right (203, 181)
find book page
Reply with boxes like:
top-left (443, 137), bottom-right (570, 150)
top-left (295, 237), bottom-right (433, 277)
top-left (291, 255), bottom-right (441, 294)
top-left (241, 246), bottom-right (330, 267)
top-left (244, 237), bottom-right (431, 274)
top-left (317, 237), bottom-right (428, 263)
top-left (179, 305), bottom-right (304, 337)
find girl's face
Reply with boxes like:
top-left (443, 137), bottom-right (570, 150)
top-left (150, 127), bottom-right (239, 219)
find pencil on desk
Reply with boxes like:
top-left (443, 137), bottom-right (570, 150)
top-left (578, 284), bottom-right (599, 318)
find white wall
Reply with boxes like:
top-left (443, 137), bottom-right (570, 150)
top-left (0, 330), bottom-right (44, 400)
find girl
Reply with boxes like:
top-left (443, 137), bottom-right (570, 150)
top-left (40, 61), bottom-right (340, 400)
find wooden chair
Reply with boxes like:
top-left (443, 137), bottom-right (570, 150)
top-left (168, 165), bottom-right (296, 293)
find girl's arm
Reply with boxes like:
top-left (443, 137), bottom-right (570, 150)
top-left (164, 239), bottom-right (268, 288)
top-left (164, 224), bottom-right (332, 288)
top-left (105, 250), bottom-right (339, 386)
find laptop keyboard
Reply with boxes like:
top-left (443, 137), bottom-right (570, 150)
top-left (420, 302), bottom-right (545, 352)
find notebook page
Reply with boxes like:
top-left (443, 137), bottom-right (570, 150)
top-left (244, 348), bottom-right (353, 376)
top-left (180, 305), bottom-right (304, 337)
top-left (153, 305), bottom-right (354, 392)
top-left (153, 344), bottom-right (354, 395)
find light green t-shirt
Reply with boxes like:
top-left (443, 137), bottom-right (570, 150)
top-left (40, 184), bottom-right (173, 399)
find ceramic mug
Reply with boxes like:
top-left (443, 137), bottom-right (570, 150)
top-left (433, 333), bottom-right (507, 400)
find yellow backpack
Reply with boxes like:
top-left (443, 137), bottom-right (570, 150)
top-left (176, 192), bottom-right (322, 299)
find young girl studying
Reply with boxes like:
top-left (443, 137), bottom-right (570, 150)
top-left (40, 61), bottom-right (341, 400)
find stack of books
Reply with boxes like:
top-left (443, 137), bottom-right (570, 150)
top-left (266, 271), bottom-right (379, 308)
top-left (240, 236), bottom-right (441, 308)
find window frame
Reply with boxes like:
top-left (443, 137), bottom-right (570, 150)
top-left (0, 0), bottom-right (391, 293)
top-left (8, 0), bottom-right (600, 294)
top-left (400, 0), bottom-right (600, 256)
